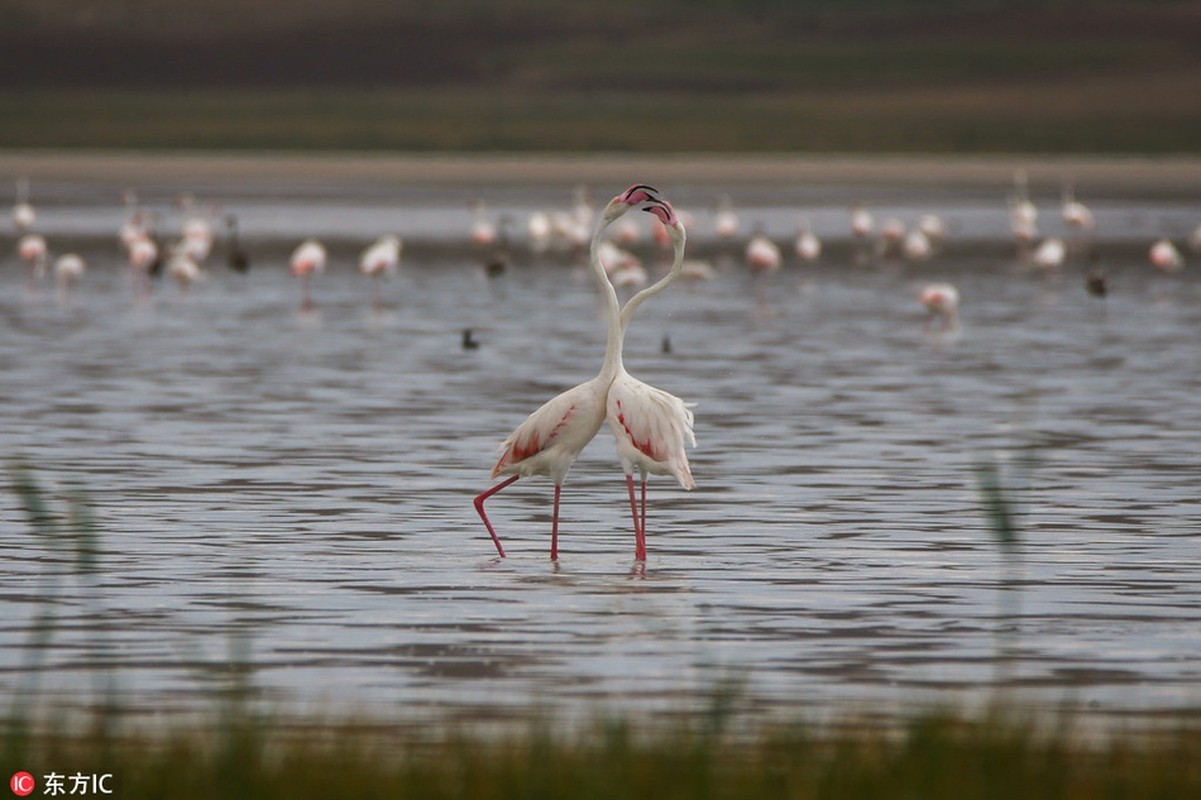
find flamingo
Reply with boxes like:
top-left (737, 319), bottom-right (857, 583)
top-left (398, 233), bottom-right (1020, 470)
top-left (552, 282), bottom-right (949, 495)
top-left (1031, 238), bottom-right (1066, 271)
top-left (167, 248), bottom-right (203, 292)
top-left (290, 239), bottom-right (326, 311)
top-left (850, 201), bottom-right (874, 239)
top-left (919, 283), bottom-right (959, 330)
top-left (1149, 238), bottom-right (1184, 273)
top-left (18, 233), bottom-right (48, 285)
top-left (604, 200), bottom-right (696, 561)
top-left (360, 234), bottom-right (402, 310)
top-left (794, 218), bottom-right (821, 263)
top-left (53, 253), bottom-right (85, 306)
top-left (126, 234), bottom-right (160, 297)
top-left (745, 229), bottom-right (781, 276)
top-left (918, 213), bottom-right (948, 243)
top-left (903, 229), bottom-right (932, 262)
top-left (1010, 170), bottom-right (1038, 226)
top-left (12, 178), bottom-right (35, 231)
top-left (714, 194), bottom-right (739, 240)
top-left (1061, 183), bottom-right (1095, 230)
top-left (473, 183), bottom-right (660, 560)
top-left (470, 199), bottom-right (497, 248)
top-left (879, 217), bottom-right (906, 258)
top-left (527, 210), bottom-right (553, 253)
top-left (180, 214), bottom-right (214, 264)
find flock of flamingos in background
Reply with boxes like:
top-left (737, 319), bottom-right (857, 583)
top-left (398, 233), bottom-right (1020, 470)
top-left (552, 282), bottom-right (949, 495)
top-left (7, 174), bottom-right (1199, 561)
top-left (7, 171), bottom-right (1200, 328)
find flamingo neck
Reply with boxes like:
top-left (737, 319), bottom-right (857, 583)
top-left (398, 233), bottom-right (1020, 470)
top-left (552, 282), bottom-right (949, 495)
top-left (618, 230), bottom-right (686, 339)
top-left (589, 214), bottom-right (627, 379)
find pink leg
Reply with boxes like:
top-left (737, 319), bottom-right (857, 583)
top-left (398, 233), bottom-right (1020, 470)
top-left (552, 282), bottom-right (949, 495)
top-left (550, 484), bottom-right (562, 561)
top-left (626, 474), bottom-right (647, 561)
top-left (473, 475), bottom-right (519, 557)
top-left (640, 479), bottom-right (648, 541)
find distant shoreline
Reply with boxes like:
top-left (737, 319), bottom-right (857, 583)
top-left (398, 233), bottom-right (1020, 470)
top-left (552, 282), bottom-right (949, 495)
top-left (5, 150), bottom-right (1201, 194)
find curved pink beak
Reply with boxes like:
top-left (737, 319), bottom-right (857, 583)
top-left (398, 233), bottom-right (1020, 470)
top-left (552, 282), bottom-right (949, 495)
top-left (618, 183), bottom-right (660, 206)
top-left (642, 198), bottom-right (679, 228)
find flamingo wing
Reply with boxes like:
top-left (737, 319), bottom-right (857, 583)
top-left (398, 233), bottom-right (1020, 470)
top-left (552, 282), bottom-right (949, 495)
top-left (608, 378), bottom-right (696, 489)
top-left (491, 381), bottom-right (605, 481)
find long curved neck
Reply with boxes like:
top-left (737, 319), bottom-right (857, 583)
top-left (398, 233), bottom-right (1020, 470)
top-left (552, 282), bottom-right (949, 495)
top-left (619, 230), bottom-right (686, 337)
top-left (589, 213), bottom-right (626, 379)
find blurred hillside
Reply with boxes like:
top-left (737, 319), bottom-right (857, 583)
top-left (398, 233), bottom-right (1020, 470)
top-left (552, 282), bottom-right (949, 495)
top-left (3, 0), bottom-right (1200, 152)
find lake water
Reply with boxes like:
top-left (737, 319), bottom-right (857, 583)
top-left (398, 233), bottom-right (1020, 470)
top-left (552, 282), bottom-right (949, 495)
top-left (2, 174), bottom-right (1199, 732)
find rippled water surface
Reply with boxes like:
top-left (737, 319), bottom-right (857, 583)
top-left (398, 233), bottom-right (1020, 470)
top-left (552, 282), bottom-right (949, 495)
top-left (2, 176), bottom-right (1200, 729)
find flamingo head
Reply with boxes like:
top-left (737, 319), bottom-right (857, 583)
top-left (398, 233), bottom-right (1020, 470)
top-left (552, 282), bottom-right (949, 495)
top-left (642, 198), bottom-right (685, 243)
top-left (602, 184), bottom-right (660, 221)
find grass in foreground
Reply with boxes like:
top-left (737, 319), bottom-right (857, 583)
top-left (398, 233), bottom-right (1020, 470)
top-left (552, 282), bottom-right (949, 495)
top-left (4, 708), bottom-right (1201, 799)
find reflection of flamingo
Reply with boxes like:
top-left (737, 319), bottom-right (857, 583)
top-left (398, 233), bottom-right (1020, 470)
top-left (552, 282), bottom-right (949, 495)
top-left (474, 184), bottom-right (659, 560)
top-left (359, 235), bottom-right (402, 310)
top-left (605, 200), bottom-right (696, 561)
top-left (290, 239), bottom-right (326, 311)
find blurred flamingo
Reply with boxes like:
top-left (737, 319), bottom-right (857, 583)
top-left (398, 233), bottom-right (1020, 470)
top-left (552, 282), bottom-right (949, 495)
top-left (1149, 238), bottom-right (1184, 273)
top-left (290, 239), bottom-right (327, 311)
top-left (12, 178), bottom-right (35, 231)
top-left (360, 234), bottom-right (402, 310)
top-left (714, 194), bottom-right (739, 240)
top-left (794, 218), bottom-right (821, 263)
top-left (53, 253), bottom-right (85, 306)
top-left (919, 283), bottom-right (959, 330)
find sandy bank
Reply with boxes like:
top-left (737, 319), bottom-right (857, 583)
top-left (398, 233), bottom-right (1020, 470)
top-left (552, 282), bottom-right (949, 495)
top-left (4, 151), bottom-right (1201, 194)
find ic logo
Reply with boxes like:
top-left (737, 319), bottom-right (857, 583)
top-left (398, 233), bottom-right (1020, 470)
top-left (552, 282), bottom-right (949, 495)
top-left (9, 772), bottom-right (35, 797)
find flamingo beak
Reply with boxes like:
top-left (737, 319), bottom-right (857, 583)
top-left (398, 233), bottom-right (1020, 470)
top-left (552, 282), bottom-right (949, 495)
top-left (619, 184), bottom-right (660, 205)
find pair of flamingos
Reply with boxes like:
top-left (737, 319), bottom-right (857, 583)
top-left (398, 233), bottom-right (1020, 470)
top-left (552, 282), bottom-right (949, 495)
top-left (474, 184), bottom-right (696, 562)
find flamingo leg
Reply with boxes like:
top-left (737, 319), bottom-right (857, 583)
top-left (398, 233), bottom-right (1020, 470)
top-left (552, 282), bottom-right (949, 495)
top-left (626, 474), bottom-right (647, 561)
top-left (473, 475), bottom-right (519, 557)
top-left (640, 478), bottom-right (648, 541)
top-left (550, 483), bottom-right (562, 561)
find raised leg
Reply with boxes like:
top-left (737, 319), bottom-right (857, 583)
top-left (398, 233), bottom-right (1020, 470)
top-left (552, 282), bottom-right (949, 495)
top-left (550, 483), bottom-right (562, 561)
top-left (473, 475), bottom-right (519, 557)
